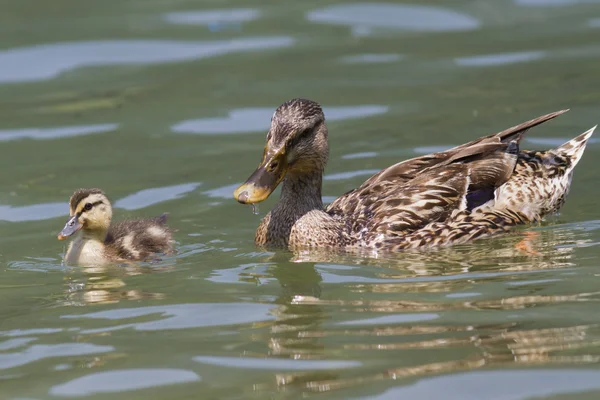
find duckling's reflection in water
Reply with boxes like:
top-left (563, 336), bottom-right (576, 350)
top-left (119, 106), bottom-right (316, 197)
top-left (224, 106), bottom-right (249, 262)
top-left (62, 260), bottom-right (174, 306)
top-left (248, 226), bottom-right (600, 395)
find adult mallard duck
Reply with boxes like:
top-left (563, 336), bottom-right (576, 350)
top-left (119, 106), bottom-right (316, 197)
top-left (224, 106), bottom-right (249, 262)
top-left (233, 98), bottom-right (595, 251)
top-left (57, 188), bottom-right (174, 266)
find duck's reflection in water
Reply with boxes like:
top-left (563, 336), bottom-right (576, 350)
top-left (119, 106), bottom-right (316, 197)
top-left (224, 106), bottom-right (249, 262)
top-left (248, 225), bottom-right (600, 395)
top-left (62, 261), bottom-right (174, 306)
top-left (290, 225), bottom-right (586, 274)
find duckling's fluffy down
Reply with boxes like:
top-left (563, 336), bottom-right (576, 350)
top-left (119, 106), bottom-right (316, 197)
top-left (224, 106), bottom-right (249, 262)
top-left (105, 214), bottom-right (174, 261)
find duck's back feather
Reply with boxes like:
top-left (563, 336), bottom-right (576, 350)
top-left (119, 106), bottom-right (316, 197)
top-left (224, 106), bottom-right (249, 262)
top-left (105, 216), bottom-right (174, 261)
top-left (328, 140), bottom-right (521, 245)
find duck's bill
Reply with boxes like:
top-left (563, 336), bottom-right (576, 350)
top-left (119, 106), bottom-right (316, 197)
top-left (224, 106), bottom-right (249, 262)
top-left (234, 165), bottom-right (285, 204)
top-left (57, 216), bottom-right (82, 240)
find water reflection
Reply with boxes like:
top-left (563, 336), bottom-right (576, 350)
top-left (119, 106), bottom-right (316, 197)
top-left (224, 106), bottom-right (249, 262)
top-left (196, 224), bottom-right (600, 395)
top-left (62, 264), bottom-right (169, 307)
top-left (287, 225), bottom-right (584, 276)
top-left (3, 220), bottom-right (598, 397)
top-left (0, 38), bottom-right (294, 83)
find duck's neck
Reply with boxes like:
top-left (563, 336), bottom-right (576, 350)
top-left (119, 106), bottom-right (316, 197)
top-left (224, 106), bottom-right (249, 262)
top-left (279, 171), bottom-right (324, 215)
top-left (64, 229), bottom-right (109, 266)
top-left (75, 228), bottom-right (109, 244)
top-left (258, 170), bottom-right (325, 247)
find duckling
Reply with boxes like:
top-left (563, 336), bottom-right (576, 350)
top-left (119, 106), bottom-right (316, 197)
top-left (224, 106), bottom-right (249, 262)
top-left (233, 98), bottom-right (595, 251)
top-left (57, 188), bottom-right (174, 266)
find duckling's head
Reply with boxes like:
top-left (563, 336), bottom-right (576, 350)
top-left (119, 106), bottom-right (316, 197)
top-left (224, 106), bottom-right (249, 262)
top-left (234, 98), bottom-right (329, 204)
top-left (57, 188), bottom-right (113, 240)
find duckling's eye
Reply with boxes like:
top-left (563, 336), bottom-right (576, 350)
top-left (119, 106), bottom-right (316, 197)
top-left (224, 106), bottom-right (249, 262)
top-left (84, 203), bottom-right (93, 211)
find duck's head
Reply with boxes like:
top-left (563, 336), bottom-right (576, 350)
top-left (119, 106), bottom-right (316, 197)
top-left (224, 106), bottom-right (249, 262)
top-left (234, 98), bottom-right (329, 204)
top-left (58, 188), bottom-right (113, 240)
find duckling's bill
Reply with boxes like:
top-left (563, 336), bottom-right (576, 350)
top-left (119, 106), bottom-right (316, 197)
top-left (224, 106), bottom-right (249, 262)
top-left (57, 215), bottom-right (82, 240)
top-left (234, 153), bottom-right (287, 204)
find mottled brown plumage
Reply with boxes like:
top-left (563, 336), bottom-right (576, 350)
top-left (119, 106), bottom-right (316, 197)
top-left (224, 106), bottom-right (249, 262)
top-left (58, 188), bottom-right (174, 266)
top-left (233, 98), bottom-right (595, 252)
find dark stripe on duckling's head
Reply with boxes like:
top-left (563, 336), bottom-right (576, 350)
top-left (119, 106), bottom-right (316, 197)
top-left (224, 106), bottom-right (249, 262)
top-left (70, 188), bottom-right (105, 210)
top-left (76, 200), bottom-right (105, 216)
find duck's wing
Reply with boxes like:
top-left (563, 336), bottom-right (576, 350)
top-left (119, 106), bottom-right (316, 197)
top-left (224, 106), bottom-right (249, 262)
top-left (328, 140), bottom-right (520, 238)
top-left (347, 109), bottom-right (568, 190)
top-left (105, 217), bottom-right (174, 261)
top-left (451, 109), bottom-right (569, 150)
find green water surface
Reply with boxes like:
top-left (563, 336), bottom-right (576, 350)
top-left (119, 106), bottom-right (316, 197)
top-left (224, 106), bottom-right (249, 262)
top-left (2, 1), bottom-right (600, 399)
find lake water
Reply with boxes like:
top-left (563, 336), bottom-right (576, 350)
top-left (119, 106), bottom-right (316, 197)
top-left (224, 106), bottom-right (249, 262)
top-left (2, 1), bottom-right (600, 399)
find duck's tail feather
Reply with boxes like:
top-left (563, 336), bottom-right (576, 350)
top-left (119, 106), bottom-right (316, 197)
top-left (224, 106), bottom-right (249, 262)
top-left (154, 213), bottom-right (169, 225)
top-left (554, 125), bottom-right (596, 170)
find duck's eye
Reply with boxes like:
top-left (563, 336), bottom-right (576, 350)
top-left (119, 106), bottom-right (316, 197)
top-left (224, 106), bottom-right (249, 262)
top-left (268, 160), bottom-right (279, 171)
top-left (84, 203), bottom-right (93, 211)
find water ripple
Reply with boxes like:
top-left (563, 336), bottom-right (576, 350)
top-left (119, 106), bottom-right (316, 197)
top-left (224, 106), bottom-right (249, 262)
top-left (340, 54), bottom-right (403, 64)
top-left (0, 183), bottom-right (201, 222)
top-left (358, 370), bottom-right (600, 400)
top-left (171, 105), bottom-right (388, 135)
top-left (514, 0), bottom-right (600, 6)
top-left (0, 124), bottom-right (118, 142)
top-left (0, 38), bottom-right (294, 84)
top-left (342, 151), bottom-right (378, 159)
top-left (0, 338), bottom-right (36, 351)
top-left (49, 369), bottom-right (200, 397)
top-left (0, 202), bottom-right (65, 222)
top-left (164, 8), bottom-right (260, 25)
top-left (114, 183), bottom-right (201, 210)
top-left (62, 303), bottom-right (275, 332)
top-left (202, 183), bottom-right (241, 199)
top-left (194, 356), bottom-right (361, 370)
top-left (338, 313), bottom-right (439, 326)
top-left (0, 343), bottom-right (113, 370)
top-left (1, 328), bottom-right (62, 337)
top-left (324, 169), bottom-right (380, 181)
top-left (307, 3), bottom-right (480, 36)
top-left (455, 51), bottom-right (546, 67)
